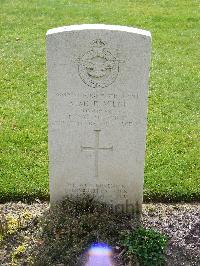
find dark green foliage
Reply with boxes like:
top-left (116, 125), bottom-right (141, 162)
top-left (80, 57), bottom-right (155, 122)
top-left (122, 227), bottom-right (168, 266)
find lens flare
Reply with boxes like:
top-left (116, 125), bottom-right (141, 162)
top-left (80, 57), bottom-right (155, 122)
top-left (85, 243), bottom-right (114, 266)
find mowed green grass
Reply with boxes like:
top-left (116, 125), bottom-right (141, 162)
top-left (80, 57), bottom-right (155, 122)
top-left (0, 0), bottom-right (199, 202)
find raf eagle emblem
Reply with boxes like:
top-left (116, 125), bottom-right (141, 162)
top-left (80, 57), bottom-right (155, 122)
top-left (78, 39), bottom-right (122, 88)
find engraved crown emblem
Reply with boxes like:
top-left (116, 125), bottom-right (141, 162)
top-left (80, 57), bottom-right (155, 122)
top-left (92, 39), bottom-right (106, 48)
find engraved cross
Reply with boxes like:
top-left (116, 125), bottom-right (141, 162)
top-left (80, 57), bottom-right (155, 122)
top-left (81, 130), bottom-right (113, 178)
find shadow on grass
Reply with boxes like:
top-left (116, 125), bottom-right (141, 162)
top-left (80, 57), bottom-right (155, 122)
top-left (1, 191), bottom-right (200, 204)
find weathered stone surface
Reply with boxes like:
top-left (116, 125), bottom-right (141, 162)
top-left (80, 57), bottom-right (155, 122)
top-left (46, 24), bottom-right (151, 211)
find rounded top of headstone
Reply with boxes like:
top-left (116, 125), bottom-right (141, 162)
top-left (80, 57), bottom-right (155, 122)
top-left (46, 24), bottom-right (151, 38)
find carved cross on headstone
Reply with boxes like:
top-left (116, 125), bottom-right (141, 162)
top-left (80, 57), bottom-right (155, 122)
top-left (81, 130), bottom-right (113, 178)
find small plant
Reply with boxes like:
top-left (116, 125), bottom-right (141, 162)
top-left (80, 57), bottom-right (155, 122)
top-left (12, 244), bottom-right (26, 264)
top-left (122, 227), bottom-right (168, 266)
top-left (0, 211), bottom-right (33, 238)
top-left (6, 216), bottom-right (20, 234)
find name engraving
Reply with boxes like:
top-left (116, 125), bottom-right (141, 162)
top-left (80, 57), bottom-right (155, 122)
top-left (49, 91), bottom-right (140, 128)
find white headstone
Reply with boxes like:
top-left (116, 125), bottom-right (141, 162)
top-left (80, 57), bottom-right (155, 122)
top-left (46, 24), bottom-right (151, 212)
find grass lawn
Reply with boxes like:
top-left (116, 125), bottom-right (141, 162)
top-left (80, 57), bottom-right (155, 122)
top-left (0, 0), bottom-right (199, 202)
